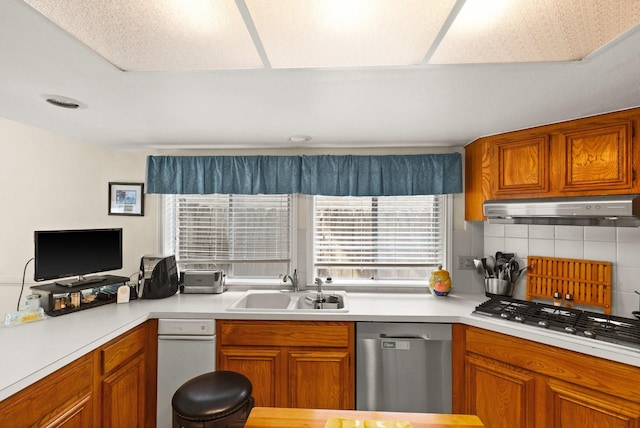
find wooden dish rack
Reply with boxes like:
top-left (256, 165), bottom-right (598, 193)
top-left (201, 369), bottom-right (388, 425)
top-left (526, 255), bottom-right (612, 314)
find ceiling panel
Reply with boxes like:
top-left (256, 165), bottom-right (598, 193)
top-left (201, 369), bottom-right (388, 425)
top-left (245, 0), bottom-right (457, 68)
top-left (23, 0), bottom-right (263, 71)
top-left (430, 0), bottom-right (640, 64)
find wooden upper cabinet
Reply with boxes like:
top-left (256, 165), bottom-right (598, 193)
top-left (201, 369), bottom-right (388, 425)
top-left (491, 136), bottom-right (550, 197)
top-left (464, 139), bottom-right (490, 221)
top-left (464, 107), bottom-right (640, 221)
top-left (556, 121), bottom-right (634, 192)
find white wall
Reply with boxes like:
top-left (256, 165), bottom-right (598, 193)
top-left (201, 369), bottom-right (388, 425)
top-left (0, 123), bottom-right (475, 315)
top-left (0, 118), bottom-right (157, 315)
top-left (484, 223), bottom-right (640, 317)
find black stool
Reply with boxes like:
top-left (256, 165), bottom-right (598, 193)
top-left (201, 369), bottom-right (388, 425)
top-left (172, 371), bottom-right (254, 428)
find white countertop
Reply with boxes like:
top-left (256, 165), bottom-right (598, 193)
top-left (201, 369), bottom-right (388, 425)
top-left (2, 290), bottom-right (640, 402)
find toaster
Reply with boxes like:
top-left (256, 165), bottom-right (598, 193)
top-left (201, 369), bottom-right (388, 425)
top-left (180, 270), bottom-right (226, 294)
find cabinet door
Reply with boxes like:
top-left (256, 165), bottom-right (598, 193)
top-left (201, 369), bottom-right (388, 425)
top-left (557, 122), bottom-right (634, 192)
top-left (101, 353), bottom-right (146, 428)
top-left (43, 396), bottom-right (93, 428)
top-left (546, 378), bottom-right (640, 428)
top-left (288, 350), bottom-right (353, 410)
top-left (491, 136), bottom-right (550, 197)
top-left (218, 347), bottom-right (283, 407)
top-left (465, 139), bottom-right (491, 220)
top-left (465, 355), bottom-right (537, 428)
top-left (0, 354), bottom-right (93, 428)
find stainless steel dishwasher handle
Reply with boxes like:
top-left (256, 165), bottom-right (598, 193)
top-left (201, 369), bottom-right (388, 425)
top-left (380, 334), bottom-right (431, 340)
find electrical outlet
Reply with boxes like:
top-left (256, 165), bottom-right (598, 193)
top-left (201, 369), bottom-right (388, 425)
top-left (457, 256), bottom-right (476, 270)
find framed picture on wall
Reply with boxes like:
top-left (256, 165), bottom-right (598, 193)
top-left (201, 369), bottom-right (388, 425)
top-left (108, 182), bottom-right (144, 216)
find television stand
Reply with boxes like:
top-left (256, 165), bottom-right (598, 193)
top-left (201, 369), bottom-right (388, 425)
top-left (55, 275), bottom-right (109, 287)
top-left (31, 275), bottom-right (132, 316)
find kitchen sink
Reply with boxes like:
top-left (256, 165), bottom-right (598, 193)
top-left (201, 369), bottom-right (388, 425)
top-left (226, 290), bottom-right (349, 312)
top-left (295, 293), bottom-right (345, 310)
top-left (237, 291), bottom-right (293, 309)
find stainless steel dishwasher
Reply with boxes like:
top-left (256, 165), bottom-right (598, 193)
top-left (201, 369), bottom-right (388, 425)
top-left (356, 322), bottom-right (452, 413)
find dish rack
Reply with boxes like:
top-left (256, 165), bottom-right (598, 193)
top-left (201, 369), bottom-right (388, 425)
top-left (526, 255), bottom-right (612, 314)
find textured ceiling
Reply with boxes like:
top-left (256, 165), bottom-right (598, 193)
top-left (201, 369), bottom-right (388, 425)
top-left (21, 0), bottom-right (640, 70)
top-left (0, 0), bottom-right (640, 150)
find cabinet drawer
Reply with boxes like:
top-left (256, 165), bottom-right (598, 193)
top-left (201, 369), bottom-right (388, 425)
top-left (218, 320), bottom-right (352, 348)
top-left (101, 324), bottom-right (146, 375)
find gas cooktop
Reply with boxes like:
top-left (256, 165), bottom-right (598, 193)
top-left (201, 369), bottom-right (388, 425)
top-left (473, 297), bottom-right (640, 350)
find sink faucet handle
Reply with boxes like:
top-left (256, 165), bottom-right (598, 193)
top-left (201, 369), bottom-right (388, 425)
top-left (282, 271), bottom-right (300, 292)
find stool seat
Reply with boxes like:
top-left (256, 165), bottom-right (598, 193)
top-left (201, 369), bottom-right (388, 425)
top-left (172, 371), bottom-right (253, 427)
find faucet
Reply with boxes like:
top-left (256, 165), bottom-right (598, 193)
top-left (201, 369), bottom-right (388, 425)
top-left (314, 277), bottom-right (324, 305)
top-left (282, 269), bottom-right (299, 292)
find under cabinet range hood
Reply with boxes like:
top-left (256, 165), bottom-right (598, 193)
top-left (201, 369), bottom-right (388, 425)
top-left (483, 194), bottom-right (640, 227)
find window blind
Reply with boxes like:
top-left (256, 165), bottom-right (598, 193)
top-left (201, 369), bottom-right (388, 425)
top-left (313, 195), bottom-right (446, 280)
top-left (165, 194), bottom-right (291, 270)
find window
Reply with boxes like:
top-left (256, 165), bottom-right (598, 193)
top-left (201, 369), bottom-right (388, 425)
top-left (313, 195), bottom-right (449, 281)
top-left (163, 194), bottom-right (292, 279)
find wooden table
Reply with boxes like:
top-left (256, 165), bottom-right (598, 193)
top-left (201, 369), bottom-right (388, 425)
top-left (245, 407), bottom-right (484, 428)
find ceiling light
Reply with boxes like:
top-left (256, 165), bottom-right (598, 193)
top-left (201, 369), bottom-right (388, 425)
top-left (289, 135), bottom-right (312, 143)
top-left (24, 0), bottom-right (263, 71)
top-left (430, 0), bottom-right (640, 64)
top-left (42, 94), bottom-right (84, 109)
top-left (246, 0), bottom-right (457, 68)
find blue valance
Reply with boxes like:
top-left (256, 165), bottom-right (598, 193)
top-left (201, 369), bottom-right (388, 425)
top-left (146, 153), bottom-right (462, 196)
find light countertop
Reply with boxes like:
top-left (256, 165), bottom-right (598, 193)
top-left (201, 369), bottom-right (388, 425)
top-left (2, 290), bottom-right (640, 402)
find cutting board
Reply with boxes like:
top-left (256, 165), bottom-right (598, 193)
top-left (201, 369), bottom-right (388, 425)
top-left (526, 255), bottom-right (612, 314)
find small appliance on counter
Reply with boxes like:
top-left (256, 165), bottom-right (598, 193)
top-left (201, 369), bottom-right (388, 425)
top-left (138, 255), bottom-right (178, 299)
top-left (180, 270), bottom-right (226, 294)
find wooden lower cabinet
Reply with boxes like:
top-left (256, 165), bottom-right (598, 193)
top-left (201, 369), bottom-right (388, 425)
top-left (288, 349), bottom-right (352, 409)
top-left (217, 320), bottom-right (355, 410)
top-left (465, 354), bottom-right (536, 428)
top-left (219, 347), bottom-right (282, 407)
top-left (546, 378), bottom-right (640, 428)
top-left (44, 396), bottom-right (93, 428)
top-left (100, 353), bottom-right (146, 428)
top-left (454, 325), bottom-right (640, 428)
top-left (0, 353), bottom-right (94, 427)
top-left (0, 320), bottom-right (157, 428)
top-left (96, 321), bottom-right (157, 428)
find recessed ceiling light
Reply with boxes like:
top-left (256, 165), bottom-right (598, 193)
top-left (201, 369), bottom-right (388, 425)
top-left (288, 135), bottom-right (312, 143)
top-left (41, 94), bottom-right (84, 109)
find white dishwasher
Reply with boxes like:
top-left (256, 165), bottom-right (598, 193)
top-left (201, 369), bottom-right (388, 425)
top-left (157, 318), bottom-right (216, 428)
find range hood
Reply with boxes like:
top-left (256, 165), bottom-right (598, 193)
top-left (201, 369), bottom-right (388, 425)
top-left (483, 194), bottom-right (640, 227)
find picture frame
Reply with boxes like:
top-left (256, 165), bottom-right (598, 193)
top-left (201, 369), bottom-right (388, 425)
top-left (108, 182), bottom-right (144, 216)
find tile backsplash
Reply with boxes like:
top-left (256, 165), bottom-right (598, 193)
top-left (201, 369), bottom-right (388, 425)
top-left (483, 223), bottom-right (640, 317)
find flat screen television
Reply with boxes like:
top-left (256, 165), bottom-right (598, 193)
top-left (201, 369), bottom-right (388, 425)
top-left (34, 228), bottom-right (123, 287)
